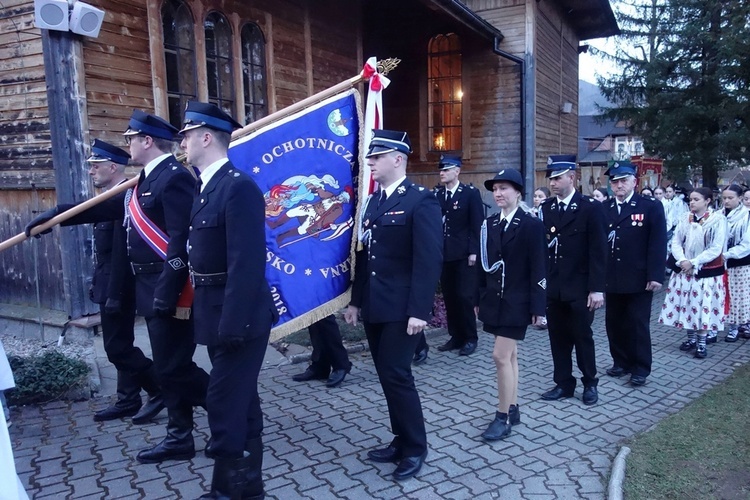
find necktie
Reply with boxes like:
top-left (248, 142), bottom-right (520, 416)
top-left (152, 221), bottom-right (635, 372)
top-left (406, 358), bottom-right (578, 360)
top-left (617, 202), bottom-right (623, 214)
top-left (558, 201), bottom-right (566, 214)
top-left (377, 190), bottom-right (386, 208)
top-left (195, 178), bottom-right (203, 196)
top-left (446, 190), bottom-right (453, 205)
top-left (138, 169), bottom-right (146, 186)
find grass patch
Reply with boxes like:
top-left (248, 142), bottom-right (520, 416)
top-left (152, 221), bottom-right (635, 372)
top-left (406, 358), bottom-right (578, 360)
top-left (624, 362), bottom-right (750, 500)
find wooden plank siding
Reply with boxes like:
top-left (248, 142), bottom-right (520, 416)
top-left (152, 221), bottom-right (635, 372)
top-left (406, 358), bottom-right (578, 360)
top-left (533, 1), bottom-right (580, 189)
top-left (0, 1), bottom-right (50, 186)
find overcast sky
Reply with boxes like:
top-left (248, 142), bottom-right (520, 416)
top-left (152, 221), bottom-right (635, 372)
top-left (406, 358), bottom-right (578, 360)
top-left (579, 38), bottom-right (619, 84)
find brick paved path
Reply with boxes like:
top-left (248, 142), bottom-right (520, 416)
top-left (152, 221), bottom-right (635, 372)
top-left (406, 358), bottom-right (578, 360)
top-left (10, 290), bottom-right (750, 499)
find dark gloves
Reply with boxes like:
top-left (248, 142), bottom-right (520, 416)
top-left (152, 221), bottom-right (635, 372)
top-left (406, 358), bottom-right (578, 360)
top-left (24, 207), bottom-right (60, 238)
top-left (104, 298), bottom-right (122, 315)
top-left (219, 335), bottom-right (247, 350)
top-left (152, 298), bottom-right (176, 317)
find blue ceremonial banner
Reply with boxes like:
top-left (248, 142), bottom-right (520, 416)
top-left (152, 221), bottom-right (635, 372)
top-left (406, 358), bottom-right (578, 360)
top-left (228, 90), bottom-right (362, 340)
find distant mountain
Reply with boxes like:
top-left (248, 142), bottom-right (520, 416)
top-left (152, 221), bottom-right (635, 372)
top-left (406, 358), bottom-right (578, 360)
top-left (579, 80), bottom-right (614, 116)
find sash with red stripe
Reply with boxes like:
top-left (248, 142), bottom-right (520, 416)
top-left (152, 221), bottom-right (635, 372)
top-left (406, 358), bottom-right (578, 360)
top-left (128, 184), bottom-right (194, 316)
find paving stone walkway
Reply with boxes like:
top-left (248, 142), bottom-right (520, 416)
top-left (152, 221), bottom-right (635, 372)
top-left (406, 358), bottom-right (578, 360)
top-left (9, 289), bottom-right (750, 499)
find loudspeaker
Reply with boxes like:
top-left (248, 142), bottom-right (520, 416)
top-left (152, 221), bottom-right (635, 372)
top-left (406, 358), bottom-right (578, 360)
top-left (34, 0), bottom-right (69, 32)
top-left (69, 2), bottom-right (105, 38)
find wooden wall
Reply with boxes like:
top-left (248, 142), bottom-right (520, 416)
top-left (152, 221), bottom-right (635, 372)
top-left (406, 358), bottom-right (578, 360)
top-left (534, 0), bottom-right (580, 189)
top-left (0, 0), bottom-right (51, 189)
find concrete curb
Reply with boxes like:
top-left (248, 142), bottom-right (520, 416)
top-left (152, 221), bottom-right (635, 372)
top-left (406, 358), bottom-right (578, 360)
top-left (608, 446), bottom-right (631, 500)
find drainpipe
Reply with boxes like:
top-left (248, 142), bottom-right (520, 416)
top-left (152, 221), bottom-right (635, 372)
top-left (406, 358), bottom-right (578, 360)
top-left (492, 37), bottom-right (532, 201)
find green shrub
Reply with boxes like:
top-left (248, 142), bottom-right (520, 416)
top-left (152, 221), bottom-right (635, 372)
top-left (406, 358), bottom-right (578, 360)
top-left (5, 351), bottom-right (90, 406)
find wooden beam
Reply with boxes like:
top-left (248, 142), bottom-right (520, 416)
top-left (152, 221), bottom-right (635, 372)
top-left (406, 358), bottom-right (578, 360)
top-left (40, 29), bottom-right (96, 319)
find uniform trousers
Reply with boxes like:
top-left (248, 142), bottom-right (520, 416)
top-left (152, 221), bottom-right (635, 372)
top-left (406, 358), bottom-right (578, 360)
top-left (365, 321), bottom-right (427, 457)
top-left (99, 301), bottom-right (153, 403)
top-left (606, 291), bottom-right (653, 378)
top-left (308, 315), bottom-right (351, 374)
top-left (441, 259), bottom-right (478, 345)
top-left (546, 296), bottom-right (598, 391)
top-left (144, 315), bottom-right (209, 412)
top-left (206, 333), bottom-right (269, 458)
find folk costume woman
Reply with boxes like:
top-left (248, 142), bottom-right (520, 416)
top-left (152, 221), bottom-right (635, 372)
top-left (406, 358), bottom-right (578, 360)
top-left (477, 169), bottom-right (546, 441)
top-left (659, 188), bottom-right (727, 358)
top-left (722, 185), bottom-right (750, 342)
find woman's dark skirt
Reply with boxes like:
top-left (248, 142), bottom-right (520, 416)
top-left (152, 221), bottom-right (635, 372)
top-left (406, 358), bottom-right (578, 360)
top-left (482, 324), bottom-right (527, 341)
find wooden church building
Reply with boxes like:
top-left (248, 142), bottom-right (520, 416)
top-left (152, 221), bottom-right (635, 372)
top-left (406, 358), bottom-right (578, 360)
top-left (0, 0), bottom-right (618, 327)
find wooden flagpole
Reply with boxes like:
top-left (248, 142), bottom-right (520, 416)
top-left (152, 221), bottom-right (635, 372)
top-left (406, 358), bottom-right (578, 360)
top-left (0, 176), bottom-right (137, 253)
top-left (0, 58), bottom-right (400, 253)
top-left (232, 58), bottom-right (400, 141)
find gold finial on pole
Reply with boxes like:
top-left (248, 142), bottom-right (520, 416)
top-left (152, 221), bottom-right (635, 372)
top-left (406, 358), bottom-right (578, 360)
top-left (377, 58), bottom-right (401, 75)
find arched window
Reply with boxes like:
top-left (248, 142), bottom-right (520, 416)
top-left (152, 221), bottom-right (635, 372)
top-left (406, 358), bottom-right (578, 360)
top-left (241, 23), bottom-right (268, 124)
top-left (204, 12), bottom-right (234, 117)
top-left (162, 0), bottom-right (197, 129)
top-left (427, 33), bottom-right (462, 152)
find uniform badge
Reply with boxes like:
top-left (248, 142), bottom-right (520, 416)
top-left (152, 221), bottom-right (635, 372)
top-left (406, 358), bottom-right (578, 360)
top-left (168, 258), bottom-right (186, 270)
top-left (452, 201), bottom-right (459, 210)
top-left (631, 214), bottom-right (644, 226)
top-left (638, 222), bottom-right (643, 226)
top-left (397, 186), bottom-right (406, 194)
top-left (537, 278), bottom-right (547, 290)
top-left (551, 226), bottom-right (556, 233)
top-left (364, 219), bottom-right (370, 227)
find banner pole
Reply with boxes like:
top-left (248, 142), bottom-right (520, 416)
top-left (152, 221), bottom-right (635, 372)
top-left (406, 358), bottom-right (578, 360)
top-left (0, 176), bottom-right (137, 253)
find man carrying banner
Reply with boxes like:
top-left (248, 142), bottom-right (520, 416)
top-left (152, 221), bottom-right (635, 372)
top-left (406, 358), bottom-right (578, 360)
top-left (345, 130), bottom-right (443, 481)
top-left (26, 110), bottom-right (211, 464)
top-left (24, 139), bottom-right (164, 425)
top-left (180, 101), bottom-right (278, 499)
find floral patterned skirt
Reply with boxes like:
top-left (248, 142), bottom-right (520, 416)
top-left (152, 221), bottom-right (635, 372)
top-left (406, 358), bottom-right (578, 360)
top-left (659, 271), bottom-right (726, 332)
top-left (726, 266), bottom-right (750, 325)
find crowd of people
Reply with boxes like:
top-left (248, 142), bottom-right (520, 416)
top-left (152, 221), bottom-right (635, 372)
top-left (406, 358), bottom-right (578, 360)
top-left (10, 113), bottom-right (750, 496)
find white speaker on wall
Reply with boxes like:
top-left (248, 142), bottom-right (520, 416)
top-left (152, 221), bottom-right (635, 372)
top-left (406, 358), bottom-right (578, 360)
top-left (69, 2), bottom-right (105, 38)
top-left (34, 0), bottom-right (69, 32)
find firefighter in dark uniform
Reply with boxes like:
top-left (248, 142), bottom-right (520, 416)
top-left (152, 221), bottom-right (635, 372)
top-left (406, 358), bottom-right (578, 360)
top-left (28, 111), bottom-right (211, 463)
top-left (345, 130), bottom-right (443, 481)
top-left (603, 161), bottom-right (667, 386)
top-left (24, 139), bottom-right (164, 424)
top-left (539, 155), bottom-right (606, 406)
top-left (180, 102), bottom-right (278, 499)
top-left (434, 154), bottom-right (483, 356)
top-left (291, 315), bottom-right (352, 388)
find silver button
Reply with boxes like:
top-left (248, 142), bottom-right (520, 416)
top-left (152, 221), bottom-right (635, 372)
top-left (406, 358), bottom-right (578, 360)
top-left (189, 226), bottom-right (193, 231)
top-left (371, 271), bottom-right (376, 276)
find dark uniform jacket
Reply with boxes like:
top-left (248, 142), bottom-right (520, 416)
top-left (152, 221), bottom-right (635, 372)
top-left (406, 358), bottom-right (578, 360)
top-left (434, 183), bottom-right (483, 261)
top-left (540, 191), bottom-right (607, 301)
top-left (71, 156), bottom-right (195, 316)
top-left (350, 179), bottom-right (443, 323)
top-left (188, 161), bottom-right (278, 346)
top-left (478, 209), bottom-right (547, 327)
top-left (604, 194), bottom-right (667, 293)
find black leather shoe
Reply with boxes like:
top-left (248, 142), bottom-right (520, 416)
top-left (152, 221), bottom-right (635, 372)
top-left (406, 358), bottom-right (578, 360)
top-left (541, 386), bottom-right (574, 401)
top-left (136, 436), bottom-right (196, 464)
top-left (132, 395), bottom-right (165, 425)
top-left (326, 368), bottom-right (350, 388)
top-left (606, 366), bottom-right (629, 377)
top-left (582, 386), bottom-right (598, 405)
top-left (291, 366), bottom-right (328, 382)
top-left (437, 338), bottom-right (461, 352)
top-left (205, 437), bottom-right (216, 459)
top-left (93, 402), bottom-right (141, 422)
top-left (629, 375), bottom-right (647, 386)
top-left (367, 445), bottom-right (402, 463)
top-left (481, 412), bottom-right (511, 441)
top-left (458, 341), bottom-right (477, 356)
top-left (412, 347), bottom-right (429, 365)
top-left (393, 452), bottom-right (427, 481)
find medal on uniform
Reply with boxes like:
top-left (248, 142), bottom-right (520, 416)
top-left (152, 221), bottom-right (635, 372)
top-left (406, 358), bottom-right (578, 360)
top-left (551, 226), bottom-right (556, 233)
top-left (638, 222), bottom-right (643, 226)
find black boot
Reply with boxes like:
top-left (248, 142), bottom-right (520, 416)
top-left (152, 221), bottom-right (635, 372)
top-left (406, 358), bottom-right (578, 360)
top-left (132, 366), bottom-right (165, 424)
top-left (136, 404), bottom-right (195, 464)
top-left (94, 371), bottom-right (141, 422)
top-left (481, 412), bottom-right (511, 441)
top-left (200, 457), bottom-right (241, 499)
top-left (243, 437), bottom-right (265, 499)
top-left (508, 404), bottom-right (521, 426)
